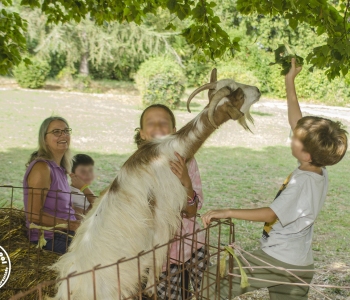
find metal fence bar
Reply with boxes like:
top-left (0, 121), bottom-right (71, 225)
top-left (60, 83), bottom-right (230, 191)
top-left (1, 185), bottom-right (234, 300)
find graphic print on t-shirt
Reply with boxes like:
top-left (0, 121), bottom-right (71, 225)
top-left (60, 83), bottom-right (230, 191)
top-left (262, 173), bottom-right (292, 240)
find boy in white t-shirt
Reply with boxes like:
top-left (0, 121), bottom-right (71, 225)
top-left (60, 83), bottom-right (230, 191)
top-left (201, 59), bottom-right (348, 300)
top-left (70, 154), bottom-right (96, 218)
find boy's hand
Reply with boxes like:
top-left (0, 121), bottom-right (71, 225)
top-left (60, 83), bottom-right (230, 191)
top-left (285, 57), bottom-right (302, 81)
top-left (170, 152), bottom-right (192, 190)
top-left (201, 209), bottom-right (230, 228)
top-left (70, 173), bottom-right (86, 190)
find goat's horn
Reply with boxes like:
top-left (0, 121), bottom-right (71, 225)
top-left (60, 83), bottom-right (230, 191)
top-left (208, 69), bottom-right (217, 99)
top-left (208, 87), bottom-right (231, 129)
top-left (210, 68), bottom-right (217, 83)
top-left (187, 82), bottom-right (216, 113)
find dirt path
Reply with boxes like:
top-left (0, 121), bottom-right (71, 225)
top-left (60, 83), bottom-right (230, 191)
top-left (177, 96), bottom-right (350, 150)
top-left (260, 101), bottom-right (350, 122)
top-left (1, 87), bottom-right (349, 155)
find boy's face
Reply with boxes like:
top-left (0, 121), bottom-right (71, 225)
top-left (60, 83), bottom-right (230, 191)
top-left (291, 136), bottom-right (312, 163)
top-left (74, 164), bottom-right (94, 185)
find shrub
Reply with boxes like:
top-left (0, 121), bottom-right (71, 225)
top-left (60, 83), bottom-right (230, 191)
top-left (217, 63), bottom-right (260, 88)
top-left (57, 67), bottom-right (76, 89)
top-left (89, 61), bottom-right (140, 81)
top-left (143, 73), bottom-right (186, 109)
top-left (229, 41), bottom-right (350, 106)
top-left (267, 64), bottom-right (350, 105)
top-left (13, 58), bottom-right (50, 89)
top-left (135, 57), bottom-right (185, 108)
top-left (48, 53), bottom-right (67, 78)
top-left (74, 74), bottom-right (92, 90)
top-left (185, 60), bottom-right (212, 87)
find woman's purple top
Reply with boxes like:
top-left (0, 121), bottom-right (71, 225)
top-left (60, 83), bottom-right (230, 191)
top-left (23, 159), bottom-right (76, 241)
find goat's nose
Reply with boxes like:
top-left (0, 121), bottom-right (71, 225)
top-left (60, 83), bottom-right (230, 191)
top-left (256, 87), bottom-right (261, 95)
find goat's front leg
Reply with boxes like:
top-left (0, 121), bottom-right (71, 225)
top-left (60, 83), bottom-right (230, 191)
top-left (144, 225), bottom-right (172, 298)
top-left (144, 245), bottom-right (164, 298)
top-left (144, 265), bottom-right (158, 298)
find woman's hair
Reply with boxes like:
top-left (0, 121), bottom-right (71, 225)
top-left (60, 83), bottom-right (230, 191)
top-left (134, 104), bottom-right (176, 147)
top-left (26, 116), bottom-right (72, 172)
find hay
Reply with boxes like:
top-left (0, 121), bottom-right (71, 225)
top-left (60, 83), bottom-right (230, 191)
top-left (0, 208), bottom-right (60, 299)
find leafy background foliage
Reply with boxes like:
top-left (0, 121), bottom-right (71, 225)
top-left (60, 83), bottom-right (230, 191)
top-left (13, 57), bottom-right (50, 88)
top-left (135, 56), bottom-right (186, 108)
top-left (1, 0), bottom-right (350, 105)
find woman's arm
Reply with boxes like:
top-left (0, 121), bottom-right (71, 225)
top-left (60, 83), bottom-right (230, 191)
top-left (183, 158), bottom-right (203, 218)
top-left (26, 162), bottom-right (80, 231)
top-left (183, 189), bottom-right (197, 218)
top-left (72, 206), bottom-right (86, 220)
top-left (170, 153), bottom-right (198, 218)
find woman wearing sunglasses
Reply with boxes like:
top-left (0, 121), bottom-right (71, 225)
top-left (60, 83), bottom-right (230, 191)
top-left (23, 116), bottom-right (88, 254)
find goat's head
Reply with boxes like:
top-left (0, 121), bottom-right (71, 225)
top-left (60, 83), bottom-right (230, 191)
top-left (187, 68), bottom-right (261, 131)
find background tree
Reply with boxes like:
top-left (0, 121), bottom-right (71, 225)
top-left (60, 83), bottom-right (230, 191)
top-left (2, 0), bottom-right (349, 80)
top-left (24, 8), bottom-right (177, 78)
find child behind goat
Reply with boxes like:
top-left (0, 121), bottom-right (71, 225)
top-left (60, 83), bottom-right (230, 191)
top-left (135, 104), bottom-right (207, 299)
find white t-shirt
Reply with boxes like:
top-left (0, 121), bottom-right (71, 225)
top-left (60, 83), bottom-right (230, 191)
top-left (70, 186), bottom-right (90, 211)
top-left (260, 167), bottom-right (328, 266)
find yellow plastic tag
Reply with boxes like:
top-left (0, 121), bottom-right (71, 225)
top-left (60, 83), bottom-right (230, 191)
top-left (224, 246), bottom-right (250, 288)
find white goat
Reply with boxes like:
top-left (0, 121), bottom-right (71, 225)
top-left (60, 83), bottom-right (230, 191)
top-left (48, 69), bottom-right (261, 299)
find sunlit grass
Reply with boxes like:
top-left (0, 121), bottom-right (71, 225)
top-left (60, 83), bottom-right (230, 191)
top-left (0, 88), bottom-right (349, 298)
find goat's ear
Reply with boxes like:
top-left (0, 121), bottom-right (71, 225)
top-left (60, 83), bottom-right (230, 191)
top-left (229, 87), bottom-right (245, 111)
top-left (233, 87), bottom-right (244, 101)
top-left (228, 106), bottom-right (244, 120)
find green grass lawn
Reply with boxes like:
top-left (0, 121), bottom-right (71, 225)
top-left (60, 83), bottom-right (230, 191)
top-left (0, 88), bottom-right (349, 299)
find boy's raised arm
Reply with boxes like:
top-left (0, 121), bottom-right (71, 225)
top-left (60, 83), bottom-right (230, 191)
top-left (285, 58), bottom-right (303, 130)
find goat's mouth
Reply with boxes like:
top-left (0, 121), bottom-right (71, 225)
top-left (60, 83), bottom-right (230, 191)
top-left (238, 97), bottom-right (259, 133)
top-left (186, 68), bottom-right (261, 129)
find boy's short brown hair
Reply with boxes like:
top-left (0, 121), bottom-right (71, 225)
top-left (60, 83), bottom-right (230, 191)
top-left (294, 116), bottom-right (348, 167)
top-left (72, 154), bottom-right (94, 173)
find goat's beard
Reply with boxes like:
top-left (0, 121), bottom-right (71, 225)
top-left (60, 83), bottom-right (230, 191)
top-left (238, 110), bottom-right (254, 132)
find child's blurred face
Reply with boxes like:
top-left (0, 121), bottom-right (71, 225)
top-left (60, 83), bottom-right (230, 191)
top-left (74, 164), bottom-right (94, 185)
top-left (140, 107), bottom-right (175, 141)
top-left (290, 136), bottom-right (311, 163)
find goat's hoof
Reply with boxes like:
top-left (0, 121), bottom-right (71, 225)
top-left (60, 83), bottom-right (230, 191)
top-left (143, 289), bottom-right (154, 298)
top-left (144, 278), bottom-right (156, 298)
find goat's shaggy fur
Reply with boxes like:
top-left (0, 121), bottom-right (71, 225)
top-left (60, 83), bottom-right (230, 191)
top-left (48, 70), bottom-right (261, 299)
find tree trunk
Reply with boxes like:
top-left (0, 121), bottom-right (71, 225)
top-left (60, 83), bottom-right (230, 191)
top-left (79, 30), bottom-right (89, 76)
top-left (79, 52), bottom-right (89, 76)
